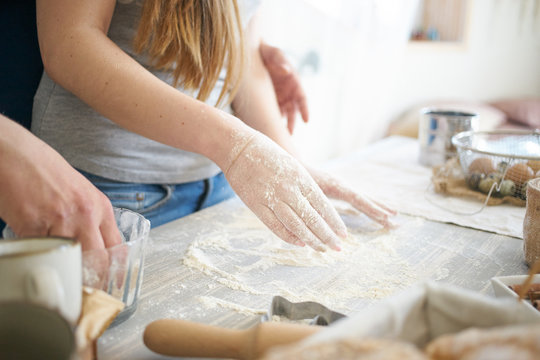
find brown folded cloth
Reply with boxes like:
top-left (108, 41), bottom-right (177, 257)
top-left (76, 287), bottom-right (125, 360)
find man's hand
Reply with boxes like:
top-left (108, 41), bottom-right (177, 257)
top-left (0, 117), bottom-right (122, 251)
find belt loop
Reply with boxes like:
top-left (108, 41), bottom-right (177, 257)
top-left (197, 178), bottom-right (213, 210)
top-left (139, 185), bottom-right (173, 214)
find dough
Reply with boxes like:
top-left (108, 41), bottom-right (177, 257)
top-left (260, 337), bottom-right (427, 360)
top-left (260, 325), bottom-right (540, 359)
top-left (426, 324), bottom-right (540, 360)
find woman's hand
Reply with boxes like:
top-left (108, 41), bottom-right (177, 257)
top-left (306, 166), bottom-right (397, 228)
top-left (224, 132), bottom-right (347, 252)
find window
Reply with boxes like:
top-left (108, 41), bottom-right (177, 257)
top-left (410, 0), bottom-right (469, 42)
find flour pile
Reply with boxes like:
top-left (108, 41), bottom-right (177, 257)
top-left (182, 207), bottom-right (428, 314)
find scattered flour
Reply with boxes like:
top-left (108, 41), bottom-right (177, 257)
top-left (182, 207), bottom-right (424, 315)
top-left (268, 315), bottom-right (313, 324)
top-left (433, 267), bottom-right (450, 281)
top-left (199, 296), bottom-right (266, 316)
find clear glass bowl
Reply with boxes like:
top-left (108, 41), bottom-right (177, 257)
top-left (82, 207), bottom-right (150, 326)
top-left (1, 207), bottom-right (149, 326)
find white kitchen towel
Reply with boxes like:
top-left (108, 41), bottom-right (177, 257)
top-left (304, 281), bottom-right (540, 348)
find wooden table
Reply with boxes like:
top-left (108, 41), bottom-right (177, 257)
top-left (98, 136), bottom-right (528, 359)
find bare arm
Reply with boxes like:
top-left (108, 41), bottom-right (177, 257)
top-left (36, 0), bottom-right (350, 251)
top-left (232, 13), bottom-right (301, 157)
top-left (36, 0), bottom-right (253, 170)
top-left (233, 14), bottom-right (396, 229)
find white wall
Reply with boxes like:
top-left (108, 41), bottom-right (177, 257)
top-left (388, 0), bottom-right (540, 124)
top-left (259, 0), bottom-right (419, 163)
top-left (260, 0), bottom-right (540, 163)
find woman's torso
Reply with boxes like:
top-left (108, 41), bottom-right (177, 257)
top-left (32, 0), bottom-right (258, 184)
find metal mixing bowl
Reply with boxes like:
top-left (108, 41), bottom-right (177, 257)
top-left (451, 130), bottom-right (540, 200)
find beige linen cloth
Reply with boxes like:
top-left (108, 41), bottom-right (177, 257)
top-left (303, 281), bottom-right (540, 348)
top-left (325, 136), bottom-right (525, 239)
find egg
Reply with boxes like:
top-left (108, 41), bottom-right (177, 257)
top-left (466, 173), bottom-right (484, 190)
top-left (468, 158), bottom-right (495, 175)
top-left (478, 177), bottom-right (496, 194)
top-left (517, 181), bottom-right (528, 200)
top-left (506, 163), bottom-right (534, 187)
top-left (499, 179), bottom-right (516, 197)
top-left (527, 160), bottom-right (540, 174)
top-left (487, 172), bottom-right (503, 184)
top-left (497, 161), bottom-right (509, 174)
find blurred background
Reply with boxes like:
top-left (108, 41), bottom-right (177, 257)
top-left (258, 0), bottom-right (540, 163)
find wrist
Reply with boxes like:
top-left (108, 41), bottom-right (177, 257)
top-left (197, 109), bottom-right (258, 171)
top-left (222, 131), bottom-right (258, 176)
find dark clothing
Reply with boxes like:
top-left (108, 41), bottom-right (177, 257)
top-left (0, 1), bottom-right (43, 129)
top-left (0, 1), bottom-right (43, 233)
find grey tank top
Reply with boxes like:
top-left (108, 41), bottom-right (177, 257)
top-left (32, 0), bottom-right (258, 184)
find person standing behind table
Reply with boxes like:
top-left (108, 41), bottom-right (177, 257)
top-left (0, 115), bottom-right (122, 251)
top-left (33, 0), bottom-right (395, 252)
top-left (0, 2), bottom-right (120, 249)
top-left (0, 1), bottom-right (44, 234)
top-left (0, 2), bottom-right (305, 237)
top-left (0, 1), bottom-right (43, 130)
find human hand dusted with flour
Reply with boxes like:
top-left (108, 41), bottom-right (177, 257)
top-left (305, 167), bottom-right (397, 229)
top-left (224, 132), bottom-right (346, 252)
top-left (229, 13), bottom-right (395, 250)
top-left (33, 0), bottom-right (388, 255)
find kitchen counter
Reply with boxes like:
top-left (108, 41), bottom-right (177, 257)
top-left (98, 136), bottom-right (528, 359)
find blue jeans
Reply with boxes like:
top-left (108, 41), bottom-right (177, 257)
top-left (78, 170), bottom-right (235, 228)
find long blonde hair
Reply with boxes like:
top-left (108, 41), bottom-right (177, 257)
top-left (133, 0), bottom-right (245, 106)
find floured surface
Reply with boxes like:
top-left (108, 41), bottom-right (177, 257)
top-left (99, 137), bottom-right (528, 360)
top-left (324, 137), bottom-right (525, 238)
top-left (180, 206), bottom-right (442, 315)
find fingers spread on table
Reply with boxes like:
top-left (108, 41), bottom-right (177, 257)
top-left (256, 204), bottom-right (306, 248)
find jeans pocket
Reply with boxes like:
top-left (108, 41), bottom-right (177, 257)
top-left (107, 186), bottom-right (173, 213)
top-left (78, 170), bottom-right (172, 213)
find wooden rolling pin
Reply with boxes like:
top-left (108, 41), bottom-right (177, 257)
top-left (143, 318), bottom-right (321, 359)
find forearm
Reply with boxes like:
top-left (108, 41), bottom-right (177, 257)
top-left (0, 115), bottom-right (37, 165)
top-left (36, 0), bottom-right (253, 170)
top-left (0, 116), bottom-right (59, 218)
top-left (231, 15), bottom-right (302, 160)
top-left (0, 116), bottom-right (50, 178)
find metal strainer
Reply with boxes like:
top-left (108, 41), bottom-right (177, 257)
top-left (452, 130), bottom-right (540, 201)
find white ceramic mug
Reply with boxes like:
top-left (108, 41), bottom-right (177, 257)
top-left (0, 237), bottom-right (82, 324)
top-left (0, 302), bottom-right (76, 359)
